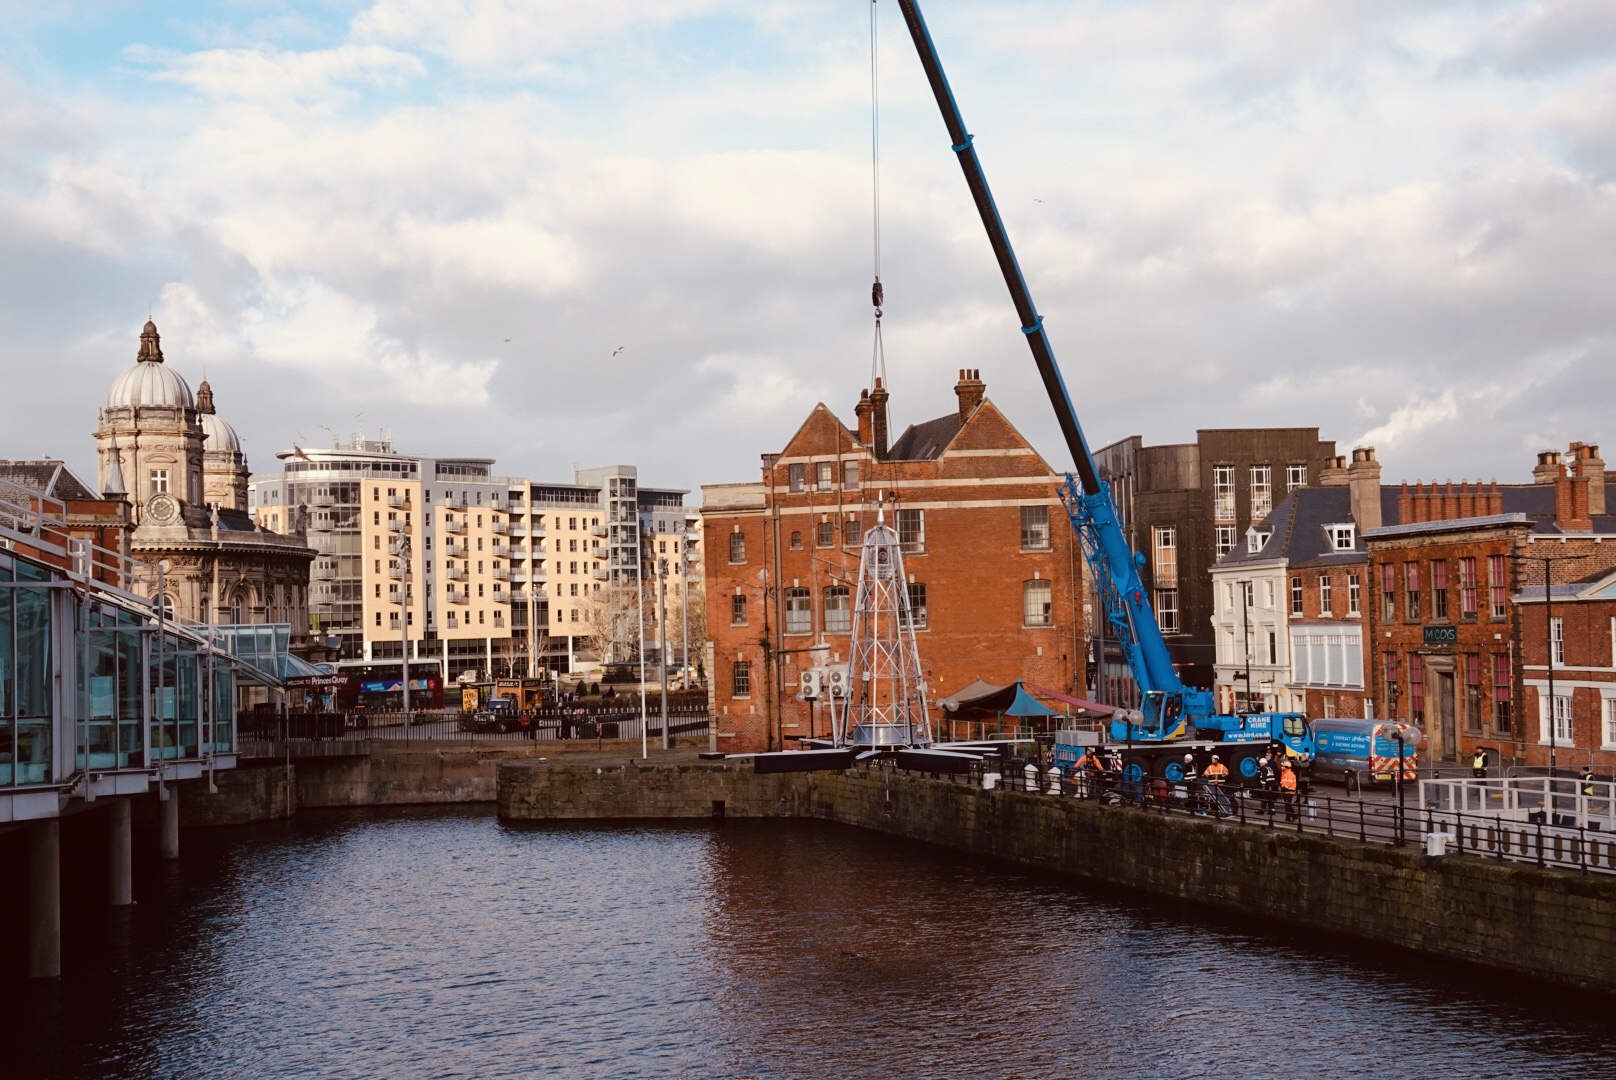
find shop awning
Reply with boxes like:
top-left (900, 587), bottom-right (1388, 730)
top-left (937, 679), bottom-right (1058, 719)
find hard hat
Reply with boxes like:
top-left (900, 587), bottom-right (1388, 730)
top-left (1211, 755), bottom-right (1220, 762)
top-left (1184, 753), bottom-right (1194, 761)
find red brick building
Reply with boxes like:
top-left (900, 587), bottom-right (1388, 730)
top-left (700, 371), bottom-right (1081, 753)
top-left (0, 459), bottom-right (131, 587)
top-left (1516, 564), bottom-right (1616, 774)
top-left (1365, 443), bottom-right (1616, 768)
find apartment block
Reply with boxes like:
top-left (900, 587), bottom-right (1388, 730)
top-left (251, 441), bottom-right (690, 681)
top-left (1095, 428), bottom-right (1337, 695)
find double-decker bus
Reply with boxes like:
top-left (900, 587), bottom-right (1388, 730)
top-left (329, 659), bottom-right (444, 712)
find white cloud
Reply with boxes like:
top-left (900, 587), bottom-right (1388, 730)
top-left (3, 0), bottom-right (1616, 493)
top-left (139, 43), bottom-right (426, 105)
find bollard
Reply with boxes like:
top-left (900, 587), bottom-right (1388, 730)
top-left (1045, 766), bottom-right (1063, 796)
top-left (1023, 764), bottom-right (1040, 793)
top-left (1425, 830), bottom-right (1449, 857)
top-left (982, 771), bottom-right (1000, 791)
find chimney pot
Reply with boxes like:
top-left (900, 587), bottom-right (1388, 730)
top-left (1348, 445), bottom-right (1382, 530)
top-left (954, 368), bottom-right (986, 425)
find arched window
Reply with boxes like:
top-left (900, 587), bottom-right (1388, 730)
top-left (158, 595), bottom-right (176, 621)
top-left (230, 591), bottom-right (245, 624)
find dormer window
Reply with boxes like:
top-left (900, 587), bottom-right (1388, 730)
top-left (1247, 528), bottom-right (1271, 553)
top-left (1327, 524), bottom-right (1356, 551)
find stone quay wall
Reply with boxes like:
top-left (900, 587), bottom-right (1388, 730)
top-left (497, 761), bottom-right (1616, 995)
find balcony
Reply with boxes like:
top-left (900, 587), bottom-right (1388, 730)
top-left (446, 494), bottom-right (470, 510)
top-left (531, 542), bottom-right (547, 556)
top-left (444, 541), bottom-right (467, 559)
top-left (448, 591), bottom-right (469, 605)
top-left (312, 493), bottom-right (335, 507)
top-left (492, 589), bottom-right (510, 604)
top-left (531, 569), bottom-right (548, 584)
top-left (309, 517), bottom-right (334, 533)
top-left (491, 615), bottom-right (506, 629)
top-left (388, 518), bottom-right (407, 533)
top-left (388, 565), bottom-right (408, 580)
top-left (444, 518), bottom-right (466, 534)
top-left (510, 589), bottom-right (529, 603)
top-left (490, 520), bottom-right (509, 535)
top-left (387, 537), bottom-right (408, 554)
top-left (508, 544), bottom-right (526, 559)
top-left (530, 523), bottom-right (547, 538)
top-left (386, 494), bottom-right (410, 509)
top-left (590, 524), bottom-right (607, 538)
top-left (311, 563), bottom-right (337, 580)
top-left (445, 566), bottom-right (467, 581)
top-left (591, 567), bottom-right (609, 582)
top-left (510, 569), bottom-right (528, 584)
top-left (492, 567), bottom-right (510, 581)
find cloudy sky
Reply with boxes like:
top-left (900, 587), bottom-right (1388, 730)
top-left (3, 1), bottom-right (1615, 495)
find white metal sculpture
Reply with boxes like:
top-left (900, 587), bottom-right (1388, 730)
top-left (833, 502), bottom-right (932, 748)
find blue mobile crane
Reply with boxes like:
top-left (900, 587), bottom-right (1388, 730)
top-left (893, 1), bottom-right (1311, 783)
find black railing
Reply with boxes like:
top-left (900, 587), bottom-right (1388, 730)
top-left (871, 759), bottom-right (1616, 877)
top-left (239, 706), bottom-right (710, 745)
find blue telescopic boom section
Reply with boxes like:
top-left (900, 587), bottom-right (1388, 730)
top-left (893, 0), bottom-right (1184, 696)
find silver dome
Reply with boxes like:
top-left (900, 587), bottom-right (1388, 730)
top-left (107, 361), bottom-right (195, 410)
top-left (107, 320), bottom-right (195, 410)
top-left (198, 410), bottom-right (242, 454)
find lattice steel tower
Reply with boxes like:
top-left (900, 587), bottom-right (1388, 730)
top-left (835, 505), bottom-right (932, 748)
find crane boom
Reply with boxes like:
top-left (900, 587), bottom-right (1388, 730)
top-left (893, 0), bottom-right (1199, 724)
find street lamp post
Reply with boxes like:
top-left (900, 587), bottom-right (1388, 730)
top-left (657, 557), bottom-right (670, 751)
top-left (1511, 552), bottom-right (1574, 777)
top-left (399, 536), bottom-right (411, 727)
top-left (1237, 578), bottom-right (1252, 713)
top-left (637, 544), bottom-right (648, 761)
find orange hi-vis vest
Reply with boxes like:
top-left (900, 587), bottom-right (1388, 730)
top-left (1204, 762), bottom-right (1229, 782)
top-left (1279, 769), bottom-right (1297, 793)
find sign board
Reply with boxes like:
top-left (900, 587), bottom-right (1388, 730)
top-left (1422, 625), bottom-right (1459, 646)
top-left (287, 674), bottom-right (351, 689)
top-left (461, 686), bottom-right (480, 712)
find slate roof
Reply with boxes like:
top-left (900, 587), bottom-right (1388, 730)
top-left (0, 460), bottom-right (101, 502)
top-left (886, 413), bottom-right (961, 461)
top-left (1217, 480), bottom-right (1616, 570)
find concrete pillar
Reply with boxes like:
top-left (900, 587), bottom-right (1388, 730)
top-left (28, 819), bottom-right (61, 979)
top-left (108, 798), bottom-right (133, 906)
top-left (159, 785), bottom-right (180, 860)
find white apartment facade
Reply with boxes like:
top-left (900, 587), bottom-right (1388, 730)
top-left (250, 442), bottom-right (692, 681)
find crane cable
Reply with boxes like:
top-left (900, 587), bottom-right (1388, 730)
top-left (869, 0), bottom-right (886, 391)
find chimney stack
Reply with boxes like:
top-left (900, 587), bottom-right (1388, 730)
top-left (954, 368), bottom-right (985, 424)
top-left (1556, 472), bottom-right (1593, 532)
top-left (1348, 446), bottom-right (1382, 530)
top-left (1570, 441), bottom-right (1606, 516)
top-left (855, 389), bottom-right (875, 449)
top-left (1318, 454), bottom-right (1349, 487)
top-left (870, 378), bottom-right (890, 460)
top-left (1533, 450), bottom-right (1563, 485)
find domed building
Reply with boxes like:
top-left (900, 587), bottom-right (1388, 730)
top-left (95, 320), bottom-right (314, 633)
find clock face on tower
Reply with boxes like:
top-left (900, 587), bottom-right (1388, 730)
top-left (146, 493), bottom-right (179, 525)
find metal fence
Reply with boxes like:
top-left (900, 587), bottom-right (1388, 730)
top-left (239, 706), bottom-right (710, 744)
top-left (872, 758), bottom-right (1616, 877)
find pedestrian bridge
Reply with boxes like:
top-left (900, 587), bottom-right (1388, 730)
top-left (1, 487), bottom-right (278, 978)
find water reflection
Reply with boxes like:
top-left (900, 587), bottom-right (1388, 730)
top-left (4, 808), bottom-right (1613, 1079)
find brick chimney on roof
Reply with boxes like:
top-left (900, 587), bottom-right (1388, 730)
top-left (1318, 454), bottom-right (1349, 487)
top-left (855, 389), bottom-right (874, 449)
top-left (869, 378), bottom-right (890, 460)
top-left (1570, 441), bottom-right (1606, 516)
top-left (1533, 450), bottom-right (1563, 485)
top-left (1556, 472), bottom-right (1593, 532)
top-left (955, 368), bottom-right (985, 424)
top-left (1348, 446), bottom-right (1381, 530)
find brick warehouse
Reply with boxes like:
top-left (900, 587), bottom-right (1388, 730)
top-left (1365, 443), bottom-right (1616, 768)
top-left (700, 370), bottom-right (1081, 753)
